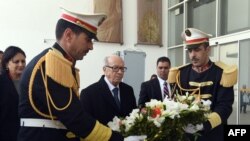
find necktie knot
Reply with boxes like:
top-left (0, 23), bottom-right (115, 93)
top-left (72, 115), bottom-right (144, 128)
top-left (113, 87), bottom-right (119, 95)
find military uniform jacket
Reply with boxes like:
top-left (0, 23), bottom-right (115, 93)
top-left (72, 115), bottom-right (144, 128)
top-left (80, 75), bottom-right (136, 125)
top-left (169, 61), bottom-right (236, 141)
top-left (18, 43), bottom-right (123, 141)
top-left (0, 71), bottom-right (20, 141)
top-left (138, 78), bottom-right (163, 107)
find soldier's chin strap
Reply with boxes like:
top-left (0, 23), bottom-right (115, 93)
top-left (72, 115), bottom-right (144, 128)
top-left (28, 54), bottom-right (73, 120)
top-left (175, 71), bottom-right (214, 100)
top-left (175, 71), bottom-right (200, 100)
top-left (29, 56), bottom-right (55, 119)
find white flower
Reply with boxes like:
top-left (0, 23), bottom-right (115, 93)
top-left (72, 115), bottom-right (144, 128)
top-left (148, 115), bottom-right (165, 127)
top-left (123, 109), bottom-right (142, 131)
top-left (145, 99), bottom-right (164, 108)
top-left (187, 95), bottom-right (195, 101)
top-left (189, 104), bottom-right (200, 111)
top-left (107, 116), bottom-right (121, 132)
top-left (201, 99), bottom-right (212, 110)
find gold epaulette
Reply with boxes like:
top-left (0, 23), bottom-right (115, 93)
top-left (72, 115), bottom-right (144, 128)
top-left (167, 64), bottom-right (189, 83)
top-left (45, 50), bottom-right (74, 88)
top-left (215, 61), bottom-right (238, 87)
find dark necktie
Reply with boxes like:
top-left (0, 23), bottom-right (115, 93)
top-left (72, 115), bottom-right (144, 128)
top-left (163, 82), bottom-right (169, 99)
top-left (112, 87), bottom-right (120, 109)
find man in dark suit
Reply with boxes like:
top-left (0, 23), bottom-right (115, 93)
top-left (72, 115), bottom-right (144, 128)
top-left (138, 56), bottom-right (171, 108)
top-left (80, 55), bottom-right (137, 125)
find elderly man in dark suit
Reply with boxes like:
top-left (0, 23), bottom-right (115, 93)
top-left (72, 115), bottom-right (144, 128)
top-left (80, 55), bottom-right (137, 125)
top-left (138, 56), bottom-right (171, 108)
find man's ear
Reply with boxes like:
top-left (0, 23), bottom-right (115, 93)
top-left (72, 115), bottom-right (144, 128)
top-left (64, 28), bottom-right (73, 42)
top-left (103, 67), bottom-right (106, 71)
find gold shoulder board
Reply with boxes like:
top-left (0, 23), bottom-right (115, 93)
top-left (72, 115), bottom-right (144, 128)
top-left (168, 64), bottom-right (189, 83)
top-left (215, 61), bottom-right (238, 87)
top-left (45, 50), bottom-right (74, 88)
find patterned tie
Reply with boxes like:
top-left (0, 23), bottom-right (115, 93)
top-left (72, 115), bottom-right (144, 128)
top-left (163, 82), bottom-right (169, 99)
top-left (112, 87), bottom-right (120, 109)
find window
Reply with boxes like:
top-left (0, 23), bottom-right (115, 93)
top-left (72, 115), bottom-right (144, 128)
top-left (219, 0), bottom-right (250, 35)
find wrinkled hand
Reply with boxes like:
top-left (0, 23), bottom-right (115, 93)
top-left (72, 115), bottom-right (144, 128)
top-left (124, 135), bottom-right (147, 141)
top-left (184, 124), bottom-right (203, 134)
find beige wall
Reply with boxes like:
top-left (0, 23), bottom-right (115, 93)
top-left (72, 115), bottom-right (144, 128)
top-left (0, 0), bottom-right (169, 90)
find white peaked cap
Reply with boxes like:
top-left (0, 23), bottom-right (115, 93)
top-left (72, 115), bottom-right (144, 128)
top-left (182, 28), bottom-right (212, 46)
top-left (59, 0), bottom-right (106, 35)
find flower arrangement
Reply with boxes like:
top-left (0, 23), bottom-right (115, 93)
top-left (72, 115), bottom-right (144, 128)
top-left (108, 92), bottom-right (211, 141)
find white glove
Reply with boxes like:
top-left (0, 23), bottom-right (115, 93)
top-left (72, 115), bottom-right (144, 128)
top-left (183, 123), bottom-right (203, 134)
top-left (124, 135), bottom-right (147, 141)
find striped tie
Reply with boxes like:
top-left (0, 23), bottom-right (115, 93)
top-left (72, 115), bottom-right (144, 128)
top-left (163, 82), bottom-right (169, 98)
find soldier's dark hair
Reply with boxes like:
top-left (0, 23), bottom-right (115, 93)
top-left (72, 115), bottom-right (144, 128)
top-left (157, 56), bottom-right (171, 66)
top-left (0, 50), bottom-right (3, 54)
top-left (55, 19), bottom-right (96, 40)
top-left (2, 46), bottom-right (26, 71)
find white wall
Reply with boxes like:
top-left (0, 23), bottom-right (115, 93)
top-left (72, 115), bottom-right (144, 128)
top-left (0, 0), bottom-right (169, 90)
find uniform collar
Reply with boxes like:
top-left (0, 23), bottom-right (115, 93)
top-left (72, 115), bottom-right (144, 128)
top-left (52, 42), bottom-right (75, 65)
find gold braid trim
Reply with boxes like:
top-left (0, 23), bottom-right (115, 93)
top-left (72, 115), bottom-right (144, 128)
top-left (215, 61), bottom-right (238, 87)
top-left (80, 121), bottom-right (112, 141)
top-left (176, 71), bottom-right (200, 97)
top-left (28, 56), bottom-right (56, 119)
top-left (29, 49), bottom-right (76, 119)
top-left (45, 50), bottom-right (74, 88)
top-left (208, 112), bottom-right (221, 129)
top-left (192, 94), bottom-right (212, 99)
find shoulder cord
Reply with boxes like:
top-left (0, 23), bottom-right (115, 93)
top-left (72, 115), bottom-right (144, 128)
top-left (40, 64), bottom-right (73, 120)
top-left (28, 56), bottom-right (72, 119)
top-left (175, 71), bottom-right (201, 100)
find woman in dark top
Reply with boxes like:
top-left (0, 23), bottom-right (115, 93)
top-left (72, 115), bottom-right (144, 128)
top-left (0, 46), bottom-right (26, 141)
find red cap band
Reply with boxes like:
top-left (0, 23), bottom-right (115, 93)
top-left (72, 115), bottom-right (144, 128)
top-left (61, 14), bottom-right (97, 34)
top-left (186, 38), bottom-right (208, 44)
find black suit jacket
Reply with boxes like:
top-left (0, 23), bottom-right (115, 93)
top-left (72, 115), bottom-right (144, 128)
top-left (80, 75), bottom-right (137, 125)
top-left (0, 71), bottom-right (20, 141)
top-left (138, 78), bottom-right (163, 107)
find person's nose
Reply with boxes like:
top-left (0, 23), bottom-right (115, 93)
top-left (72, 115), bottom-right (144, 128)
top-left (88, 42), bottom-right (93, 50)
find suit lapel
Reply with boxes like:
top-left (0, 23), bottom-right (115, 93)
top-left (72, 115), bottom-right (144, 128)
top-left (152, 79), bottom-right (163, 101)
top-left (99, 77), bottom-right (120, 112)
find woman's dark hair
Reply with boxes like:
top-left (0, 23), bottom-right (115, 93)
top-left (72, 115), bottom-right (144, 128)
top-left (1, 46), bottom-right (26, 71)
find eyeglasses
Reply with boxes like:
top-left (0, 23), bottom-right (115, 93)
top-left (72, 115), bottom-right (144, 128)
top-left (106, 66), bottom-right (127, 72)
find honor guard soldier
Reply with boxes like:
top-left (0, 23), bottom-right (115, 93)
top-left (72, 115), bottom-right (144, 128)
top-left (17, 1), bottom-right (129, 141)
top-left (168, 28), bottom-right (238, 141)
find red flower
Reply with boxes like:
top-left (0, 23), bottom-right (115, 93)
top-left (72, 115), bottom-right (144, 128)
top-left (151, 107), bottom-right (161, 118)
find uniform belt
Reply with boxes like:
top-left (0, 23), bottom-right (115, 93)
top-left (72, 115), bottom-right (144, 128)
top-left (20, 118), bottom-right (67, 129)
